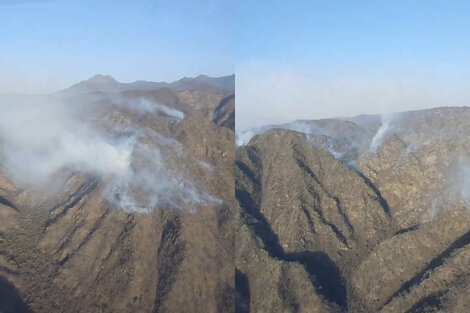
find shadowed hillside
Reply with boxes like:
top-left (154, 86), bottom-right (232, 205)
top-left (236, 107), bottom-right (470, 313)
top-left (0, 74), bottom-right (235, 313)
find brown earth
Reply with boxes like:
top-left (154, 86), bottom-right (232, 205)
top-left (236, 107), bottom-right (470, 313)
top-left (0, 75), bottom-right (235, 313)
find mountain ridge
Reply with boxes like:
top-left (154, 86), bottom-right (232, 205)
top-left (60, 74), bottom-right (235, 95)
top-left (236, 106), bottom-right (470, 313)
top-left (0, 74), bottom-right (235, 313)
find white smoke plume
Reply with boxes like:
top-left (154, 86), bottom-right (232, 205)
top-left (110, 96), bottom-right (184, 120)
top-left (104, 141), bottom-right (218, 213)
top-left (424, 156), bottom-right (470, 219)
top-left (451, 157), bottom-right (470, 205)
top-left (0, 93), bottom-right (214, 213)
top-left (0, 95), bottom-right (130, 186)
top-left (236, 121), bottom-right (328, 146)
top-left (369, 114), bottom-right (395, 153)
top-left (236, 119), bottom-right (371, 163)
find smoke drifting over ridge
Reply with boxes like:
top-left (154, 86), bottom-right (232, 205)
top-left (0, 96), bottom-right (125, 185)
top-left (236, 63), bottom-right (470, 133)
top-left (236, 119), bottom-right (372, 161)
top-left (110, 96), bottom-right (185, 120)
top-left (456, 159), bottom-right (470, 205)
top-left (237, 108), bottom-right (470, 220)
top-left (443, 157), bottom-right (470, 207)
top-left (0, 93), bottom-right (215, 213)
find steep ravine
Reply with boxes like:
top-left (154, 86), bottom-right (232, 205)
top-left (236, 108), bottom-right (470, 313)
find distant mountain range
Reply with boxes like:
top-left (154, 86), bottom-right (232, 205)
top-left (60, 74), bottom-right (235, 94)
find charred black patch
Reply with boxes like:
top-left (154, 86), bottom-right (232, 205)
top-left (405, 292), bottom-right (445, 313)
top-left (153, 215), bottom-right (185, 313)
top-left (394, 225), bottom-right (420, 236)
top-left (235, 268), bottom-right (250, 313)
top-left (217, 281), bottom-right (235, 313)
top-left (57, 207), bottom-right (112, 267)
top-left (0, 196), bottom-right (19, 212)
top-left (278, 265), bottom-right (300, 313)
top-left (0, 277), bottom-right (34, 313)
top-left (45, 178), bottom-right (98, 230)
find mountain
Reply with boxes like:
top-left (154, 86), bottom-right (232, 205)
top-left (171, 74), bottom-right (235, 92)
top-left (213, 94), bottom-right (235, 131)
top-left (57, 74), bottom-right (235, 132)
top-left (61, 74), bottom-right (235, 95)
top-left (236, 107), bottom-right (470, 313)
top-left (63, 74), bottom-right (123, 93)
top-left (0, 75), bottom-right (235, 313)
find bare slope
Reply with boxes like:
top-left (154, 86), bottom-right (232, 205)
top-left (236, 107), bottom-right (470, 313)
top-left (0, 77), bottom-right (235, 313)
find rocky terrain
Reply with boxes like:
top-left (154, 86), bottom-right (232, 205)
top-left (236, 107), bottom-right (470, 313)
top-left (213, 95), bottom-right (235, 131)
top-left (0, 74), bottom-right (235, 313)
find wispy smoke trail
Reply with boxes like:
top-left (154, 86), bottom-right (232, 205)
top-left (235, 121), bottom-right (327, 146)
top-left (111, 96), bottom-right (184, 120)
top-left (236, 119), bottom-right (371, 163)
top-left (369, 114), bottom-right (394, 153)
top-left (450, 157), bottom-right (470, 205)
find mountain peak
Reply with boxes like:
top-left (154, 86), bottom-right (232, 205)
top-left (86, 74), bottom-right (117, 84)
top-left (57, 74), bottom-right (234, 95)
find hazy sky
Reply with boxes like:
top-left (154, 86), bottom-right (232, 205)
top-left (236, 0), bottom-right (470, 132)
top-left (0, 0), bottom-right (233, 94)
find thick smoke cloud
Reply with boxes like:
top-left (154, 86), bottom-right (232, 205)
top-left (0, 95), bottom-right (130, 185)
top-left (0, 94), bottom-right (213, 213)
